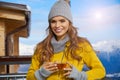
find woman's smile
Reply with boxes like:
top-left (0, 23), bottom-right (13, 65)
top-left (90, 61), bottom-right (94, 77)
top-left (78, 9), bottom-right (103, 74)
top-left (54, 27), bottom-right (63, 33)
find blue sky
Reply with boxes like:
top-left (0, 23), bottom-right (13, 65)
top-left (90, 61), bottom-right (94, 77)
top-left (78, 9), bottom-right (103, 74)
top-left (1, 0), bottom-right (120, 45)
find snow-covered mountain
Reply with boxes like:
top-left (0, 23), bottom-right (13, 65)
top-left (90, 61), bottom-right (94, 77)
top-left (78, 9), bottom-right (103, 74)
top-left (97, 47), bottom-right (120, 73)
top-left (92, 40), bottom-right (120, 53)
top-left (92, 40), bottom-right (120, 79)
top-left (19, 40), bottom-right (120, 55)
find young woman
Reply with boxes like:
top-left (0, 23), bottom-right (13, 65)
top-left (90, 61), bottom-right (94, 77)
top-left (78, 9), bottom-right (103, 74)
top-left (27, 0), bottom-right (106, 80)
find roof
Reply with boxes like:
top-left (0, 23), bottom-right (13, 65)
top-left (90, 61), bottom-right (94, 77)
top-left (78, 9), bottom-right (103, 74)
top-left (0, 1), bottom-right (31, 37)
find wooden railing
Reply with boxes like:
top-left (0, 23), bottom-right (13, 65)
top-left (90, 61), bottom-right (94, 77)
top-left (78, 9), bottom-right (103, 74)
top-left (0, 56), bottom-right (31, 65)
top-left (0, 56), bottom-right (32, 79)
top-left (0, 73), bottom-right (26, 79)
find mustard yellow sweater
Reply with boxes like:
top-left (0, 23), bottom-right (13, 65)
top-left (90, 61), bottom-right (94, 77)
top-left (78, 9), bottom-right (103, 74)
top-left (27, 41), bottom-right (106, 80)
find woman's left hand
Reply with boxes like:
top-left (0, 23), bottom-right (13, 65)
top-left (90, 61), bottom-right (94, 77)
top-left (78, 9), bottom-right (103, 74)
top-left (63, 67), bottom-right (72, 77)
top-left (63, 62), bottom-right (72, 77)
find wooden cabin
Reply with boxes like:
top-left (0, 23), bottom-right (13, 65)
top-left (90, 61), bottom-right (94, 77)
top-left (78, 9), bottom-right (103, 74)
top-left (0, 1), bottom-right (31, 74)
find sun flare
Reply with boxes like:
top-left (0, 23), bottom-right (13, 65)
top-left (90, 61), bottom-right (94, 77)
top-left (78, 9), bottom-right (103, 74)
top-left (95, 12), bottom-right (102, 20)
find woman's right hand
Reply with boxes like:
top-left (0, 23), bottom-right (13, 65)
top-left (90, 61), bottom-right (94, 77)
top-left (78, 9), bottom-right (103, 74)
top-left (42, 62), bottom-right (58, 73)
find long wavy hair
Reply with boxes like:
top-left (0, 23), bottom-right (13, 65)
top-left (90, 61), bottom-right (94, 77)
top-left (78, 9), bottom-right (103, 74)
top-left (35, 21), bottom-right (90, 63)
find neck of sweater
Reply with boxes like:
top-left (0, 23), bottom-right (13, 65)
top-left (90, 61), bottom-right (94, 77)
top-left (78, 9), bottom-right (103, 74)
top-left (51, 35), bottom-right (69, 53)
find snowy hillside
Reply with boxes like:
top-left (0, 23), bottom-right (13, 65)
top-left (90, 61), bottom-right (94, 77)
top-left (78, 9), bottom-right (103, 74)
top-left (92, 40), bottom-right (120, 53)
top-left (92, 40), bottom-right (120, 79)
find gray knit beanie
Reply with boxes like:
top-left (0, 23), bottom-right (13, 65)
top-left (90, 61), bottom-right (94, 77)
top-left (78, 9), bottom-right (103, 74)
top-left (48, 0), bottom-right (73, 23)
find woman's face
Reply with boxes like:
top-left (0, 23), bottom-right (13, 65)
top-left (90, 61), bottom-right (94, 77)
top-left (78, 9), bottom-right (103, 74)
top-left (50, 16), bottom-right (69, 41)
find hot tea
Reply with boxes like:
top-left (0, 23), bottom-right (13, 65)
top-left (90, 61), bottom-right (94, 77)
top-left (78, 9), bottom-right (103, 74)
top-left (57, 63), bottom-right (67, 70)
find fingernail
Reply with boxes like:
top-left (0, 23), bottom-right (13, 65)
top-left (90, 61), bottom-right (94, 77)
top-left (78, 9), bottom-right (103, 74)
top-left (54, 64), bottom-right (57, 67)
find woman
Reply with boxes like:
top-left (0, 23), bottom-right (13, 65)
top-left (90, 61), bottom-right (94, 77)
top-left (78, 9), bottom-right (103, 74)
top-left (27, 0), bottom-right (106, 80)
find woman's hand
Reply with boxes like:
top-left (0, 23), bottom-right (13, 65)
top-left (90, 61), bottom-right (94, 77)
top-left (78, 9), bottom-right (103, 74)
top-left (63, 62), bottom-right (72, 77)
top-left (42, 62), bottom-right (58, 73)
top-left (63, 67), bottom-right (72, 77)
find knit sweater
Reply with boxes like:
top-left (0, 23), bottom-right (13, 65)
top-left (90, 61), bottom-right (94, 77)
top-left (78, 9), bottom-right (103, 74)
top-left (34, 36), bottom-right (87, 80)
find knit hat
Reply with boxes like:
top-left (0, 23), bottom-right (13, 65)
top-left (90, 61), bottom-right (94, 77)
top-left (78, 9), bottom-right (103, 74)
top-left (48, 0), bottom-right (73, 23)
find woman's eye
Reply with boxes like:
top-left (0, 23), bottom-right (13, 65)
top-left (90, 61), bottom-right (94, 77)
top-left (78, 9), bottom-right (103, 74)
top-left (60, 20), bottom-right (65, 23)
top-left (51, 20), bottom-right (56, 23)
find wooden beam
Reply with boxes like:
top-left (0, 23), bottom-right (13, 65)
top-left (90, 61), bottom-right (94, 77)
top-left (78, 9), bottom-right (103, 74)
top-left (0, 56), bottom-right (31, 65)
top-left (0, 20), bottom-right (5, 56)
top-left (15, 28), bottom-right (28, 37)
top-left (0, 9), bottom-right (25, 21)
top-left (0, 20), bottom-right (6, 74)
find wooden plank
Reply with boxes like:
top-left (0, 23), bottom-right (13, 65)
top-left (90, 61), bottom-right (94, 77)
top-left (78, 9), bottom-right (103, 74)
top-left (0, 9), bottom-right (25, 21)
top-left (0, 65), bottom-right (6, 74)
top-left (0, 56), bottom-right (32, 65)
top-left (0, 21), bottom-right (4, 30)
top-left (0, 31), bottom-right (5, 43)
top-left (0, 73), bottom-right (26, 78)
top-left (13, 35), bottom-right (19, 56)
top-left (0, 20), bottom-right (6, 74)
top-left (15, 28), bottom-right (28, 38)
top-left (0, 30), bottom-right (5, 40)
top-left (0, 48), bottom-right (5, 56)
top-left (5, 20), bottom-right (26, 35)
top-left (0, 21), bottom-right (5, 56)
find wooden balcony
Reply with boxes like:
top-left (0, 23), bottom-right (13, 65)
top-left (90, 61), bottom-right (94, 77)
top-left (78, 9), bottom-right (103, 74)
top-left (0, 56), bottom-right (31, 65)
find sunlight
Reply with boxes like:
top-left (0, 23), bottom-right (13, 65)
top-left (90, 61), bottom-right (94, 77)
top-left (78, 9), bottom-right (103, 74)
top-left (95, 11), bottom-right (103, 20)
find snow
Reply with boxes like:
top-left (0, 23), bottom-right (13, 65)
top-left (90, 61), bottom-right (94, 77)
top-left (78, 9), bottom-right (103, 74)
top-left (92, 40), bottom-right (120, 53)
top-left (19, 43), bottom-right (35, 55)
top-left (19, 40), bottom-right (120, 55)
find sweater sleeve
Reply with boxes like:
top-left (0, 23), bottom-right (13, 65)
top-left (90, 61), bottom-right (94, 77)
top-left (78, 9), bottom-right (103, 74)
top-left (68, 66), bottom-right (87, 80)
top-left (83, 42), bottom-right (106, 80)
top-left (35, 65), bottom-right (52, 80)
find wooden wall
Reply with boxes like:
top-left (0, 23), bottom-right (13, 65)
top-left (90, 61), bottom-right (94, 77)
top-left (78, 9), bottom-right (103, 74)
top-left (0, 20), bottom-right (6, 73)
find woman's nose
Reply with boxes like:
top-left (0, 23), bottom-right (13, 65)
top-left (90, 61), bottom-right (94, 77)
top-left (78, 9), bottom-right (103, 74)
top-left (55, 22), bottom-right (60, 27)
